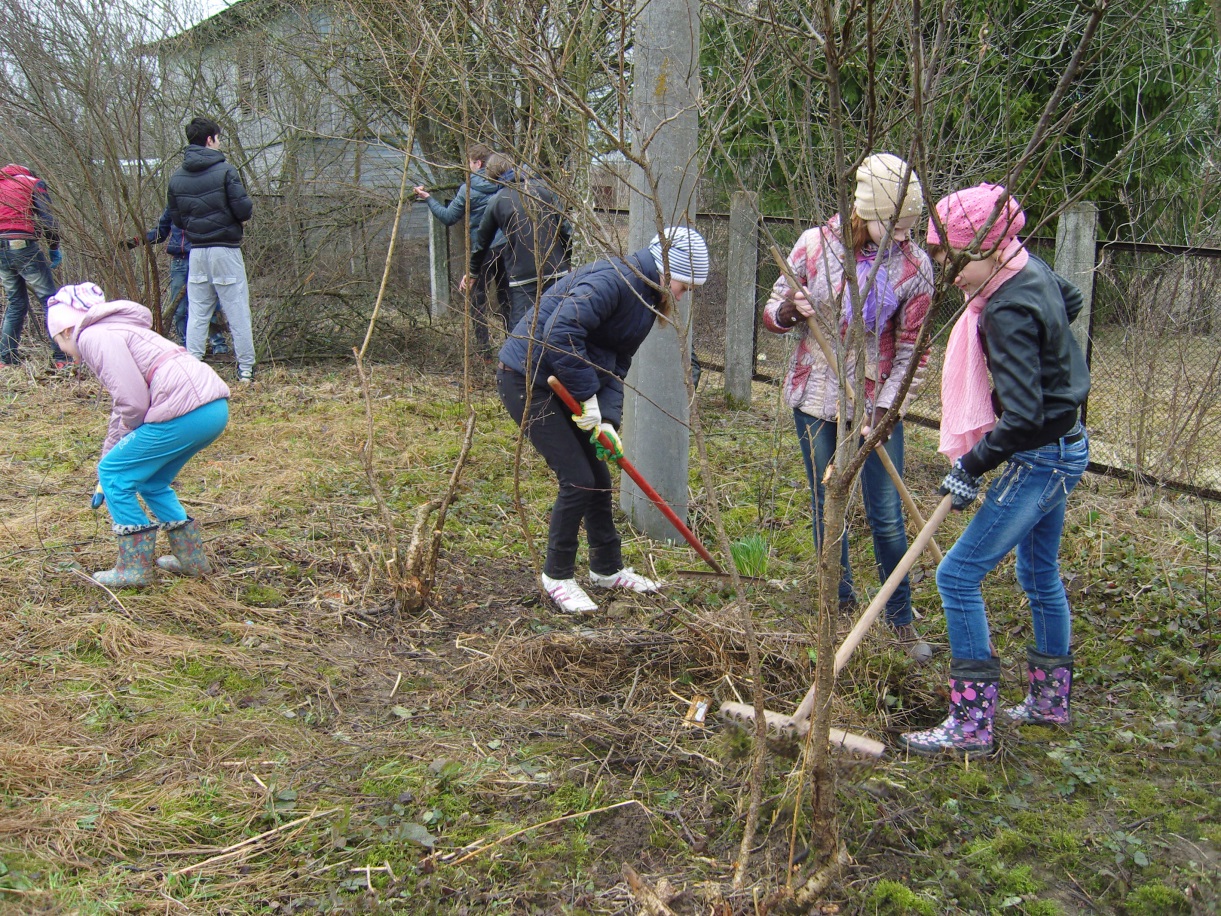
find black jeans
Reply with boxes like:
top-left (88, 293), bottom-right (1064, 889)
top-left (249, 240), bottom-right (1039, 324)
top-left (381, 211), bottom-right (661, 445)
top-left (497, 366), bottom-right (622, 579)
top-left (470, 246), bottom-right (511, 354)
top-left (506, 274), bottom-right (565, 332)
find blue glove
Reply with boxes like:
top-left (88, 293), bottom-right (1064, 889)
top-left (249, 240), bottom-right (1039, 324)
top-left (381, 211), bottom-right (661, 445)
top-left (938, 461), bottom-right (980, 511)
top-left (49, 248), bottom-right (63, 269)
top-left (91, 484), bottom-right (105, 509)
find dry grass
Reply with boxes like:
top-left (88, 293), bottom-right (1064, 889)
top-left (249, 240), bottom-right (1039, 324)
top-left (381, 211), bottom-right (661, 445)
top-left (1, 351), bottom-right (1217, 914)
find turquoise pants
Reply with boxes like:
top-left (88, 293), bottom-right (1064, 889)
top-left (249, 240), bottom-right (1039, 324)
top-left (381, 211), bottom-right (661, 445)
top-left (98, 399), bottom-right (229, 532)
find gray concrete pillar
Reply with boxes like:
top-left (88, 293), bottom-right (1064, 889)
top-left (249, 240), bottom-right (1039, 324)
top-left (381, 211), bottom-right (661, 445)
top-left (620, 0), bottom-right (702, 539)
top-left (1054, 201), bottom-right (1098, 359)
top-left (724, 191), bottom-right (759, 406)
top-left (428, 213), bottom-right (450, 318)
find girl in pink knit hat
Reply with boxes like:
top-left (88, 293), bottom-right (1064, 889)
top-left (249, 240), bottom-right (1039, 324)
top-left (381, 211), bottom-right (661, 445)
top-left (47, 282), bottom-right (231, 588)
top-left (762, 153), bottom-right (935, 661)
top-left (898, 184), bottom-right (1091, 759)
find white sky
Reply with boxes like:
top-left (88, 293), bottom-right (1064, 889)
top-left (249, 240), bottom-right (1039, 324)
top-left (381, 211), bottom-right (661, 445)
top-left (187, 0), bottom-right (237, 27)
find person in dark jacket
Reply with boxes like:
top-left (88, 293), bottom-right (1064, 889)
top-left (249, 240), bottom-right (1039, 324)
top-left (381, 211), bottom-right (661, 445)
top-left (899, 184), bottom-right (1090, 759)
top-left (414, 143), bottom-right (510, 357)
top-left (126, 206), bottom-right (230, 356)
top-left (167, 116), bottom-right (257, 383)
top-left (466, 155), bottom-right (571, 331)
top-left (0, 163), bottom-right (68, 367)
top-left (496, 226), bottom-right (710, 614)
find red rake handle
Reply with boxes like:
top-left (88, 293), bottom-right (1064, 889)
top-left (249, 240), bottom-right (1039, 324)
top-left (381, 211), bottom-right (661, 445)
top-left (546, 375), bottom-right (725, 574)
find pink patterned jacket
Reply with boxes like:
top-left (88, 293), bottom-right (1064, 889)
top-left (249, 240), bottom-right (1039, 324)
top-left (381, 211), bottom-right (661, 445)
top-left (762, 217), bottom-right (934, 422)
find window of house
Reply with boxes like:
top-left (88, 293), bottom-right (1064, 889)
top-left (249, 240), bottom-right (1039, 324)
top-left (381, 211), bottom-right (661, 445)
top-left (237, 47), bottom-right (271, 116)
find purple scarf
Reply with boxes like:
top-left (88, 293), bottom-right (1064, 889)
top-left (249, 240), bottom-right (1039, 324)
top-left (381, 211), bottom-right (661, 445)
top-left (843, 256), bottom-right (900, 333)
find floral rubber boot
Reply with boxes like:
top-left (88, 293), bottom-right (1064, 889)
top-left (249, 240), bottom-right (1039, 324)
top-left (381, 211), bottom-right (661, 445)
top-left (1003, 647), bottom-right (1073, 726)
top-left (93, 526), bottom-right (159, 588)
top-left (157, 518), bottom-right (213, 576)
top-left (898, 657), bottom-right (1000, 759)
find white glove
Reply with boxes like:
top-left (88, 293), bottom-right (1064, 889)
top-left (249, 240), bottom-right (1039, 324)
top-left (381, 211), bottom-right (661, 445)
top-left (572, 395), bottom-right (601, 430)
top-left (596, 422), bottom-right (623, 456)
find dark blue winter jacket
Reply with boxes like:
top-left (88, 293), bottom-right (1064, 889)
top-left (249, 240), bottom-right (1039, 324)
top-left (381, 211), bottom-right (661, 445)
top-left (146, 205), bottom-right (190, 258)
top-left (497, 250), bottom-right (664, 427)
top-left (167, 145), bottom-right (253, 248)
top-left (424, 170), bottom-right (503, 248)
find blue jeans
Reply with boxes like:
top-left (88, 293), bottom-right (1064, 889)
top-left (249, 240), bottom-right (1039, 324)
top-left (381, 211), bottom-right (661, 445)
top-left (0, 242), bottom-right (65, 363)
top-left (936, 429), bottom-right (1089, 661)
top-left (169, 256), bottom-right (228, 352)
top-left (98, 399), bottom-right (229, 531)
top-left (794, 410), bottom-right (912, 625)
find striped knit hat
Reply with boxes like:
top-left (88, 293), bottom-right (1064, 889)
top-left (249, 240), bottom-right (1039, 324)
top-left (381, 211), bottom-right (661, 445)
top-left (47, 282), bottom-right (106, 338)
top-left (649, 226), bottom-right (710, 286)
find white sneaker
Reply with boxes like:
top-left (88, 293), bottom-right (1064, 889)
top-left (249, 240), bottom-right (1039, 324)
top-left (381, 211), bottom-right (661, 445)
top-left (588, 567), bottom-right (661, 594)
top-left (541, 574), bottom-right (598, 614)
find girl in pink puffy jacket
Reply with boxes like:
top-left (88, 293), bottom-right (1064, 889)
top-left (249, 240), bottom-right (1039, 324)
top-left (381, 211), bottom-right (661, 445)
top-left (47, 282), bottom-right (230, 588)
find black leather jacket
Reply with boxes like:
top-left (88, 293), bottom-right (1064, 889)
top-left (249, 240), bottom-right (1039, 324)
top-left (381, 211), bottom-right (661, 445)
top-left (959, 254), bottom-right (1091, 477)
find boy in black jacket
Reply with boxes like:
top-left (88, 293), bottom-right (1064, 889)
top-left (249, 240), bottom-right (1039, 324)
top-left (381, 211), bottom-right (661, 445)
top-left (167, 117), bottom-right (257, 383)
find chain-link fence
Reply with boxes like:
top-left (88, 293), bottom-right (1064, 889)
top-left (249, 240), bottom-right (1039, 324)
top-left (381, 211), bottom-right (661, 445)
top-left (686, 218), bottom-right (1221, 501)
top-left (206, 191), bottom-right (1221, 501)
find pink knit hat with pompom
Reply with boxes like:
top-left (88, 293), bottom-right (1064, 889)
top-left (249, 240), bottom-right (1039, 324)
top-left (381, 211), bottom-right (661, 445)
top-left (47, 282), bottom-right (105, 338)
top-left (927, 183), bottom-right (1025, 254)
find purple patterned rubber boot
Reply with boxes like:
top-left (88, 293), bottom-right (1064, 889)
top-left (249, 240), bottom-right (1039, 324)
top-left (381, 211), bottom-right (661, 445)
top-left (1003, 647), bottom-right (1073, 726)
top-left (898, 657), bottom-right (1000, 759)
top-left (157, 518), bottom-right (212, 576)
top-left (93, 526), bottom-right (159, 588)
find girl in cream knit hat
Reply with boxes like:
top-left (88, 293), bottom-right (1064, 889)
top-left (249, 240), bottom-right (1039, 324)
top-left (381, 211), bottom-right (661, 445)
top-left (762, 153), bottom-right (934, 661)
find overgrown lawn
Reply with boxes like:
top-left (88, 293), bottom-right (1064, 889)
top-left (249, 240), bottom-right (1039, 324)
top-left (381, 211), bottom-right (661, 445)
top-left (2, 343), bottom-right (1217, 914)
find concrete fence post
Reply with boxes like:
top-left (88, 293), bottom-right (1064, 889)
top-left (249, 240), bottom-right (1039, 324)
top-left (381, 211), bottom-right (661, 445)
top-left (725, 191), bottom-right (759, 405)
top-left (620, 0), bottom-right (701, 538)
top-left (1054, 201), bottom-right (1098, 360)
top-left (428, 215), bottom-right (450, 318)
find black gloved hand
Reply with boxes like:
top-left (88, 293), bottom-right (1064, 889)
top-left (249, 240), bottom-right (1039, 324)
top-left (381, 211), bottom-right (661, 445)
top-left (123, 236), bottom-right (143, 250)
top-left (938, 461), bottom-right (980, 511)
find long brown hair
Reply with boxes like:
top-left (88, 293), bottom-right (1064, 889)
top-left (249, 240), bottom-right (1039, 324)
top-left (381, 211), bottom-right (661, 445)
top-left (849, 211), bottom-right (873, 250)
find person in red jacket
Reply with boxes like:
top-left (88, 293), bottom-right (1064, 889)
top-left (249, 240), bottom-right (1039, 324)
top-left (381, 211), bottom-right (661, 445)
top-left (0, 163), bottom-right (68, 367)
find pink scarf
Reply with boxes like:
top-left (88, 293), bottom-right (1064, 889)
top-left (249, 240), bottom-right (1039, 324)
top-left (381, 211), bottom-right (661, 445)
top-left (939, 242), bottom-right (1030, 460)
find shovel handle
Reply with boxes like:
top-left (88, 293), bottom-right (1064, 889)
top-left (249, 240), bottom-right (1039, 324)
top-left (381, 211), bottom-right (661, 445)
top-left (875, 443), bottom-right (944, 564)
top-left (789, 493), bottom-right (953, 725)
top-left (545, 375), bottom-right (725, 574)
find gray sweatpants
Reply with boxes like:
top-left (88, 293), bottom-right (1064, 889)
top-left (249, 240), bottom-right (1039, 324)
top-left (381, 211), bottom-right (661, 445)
top-left (186, 247), bottom-right (255, 374)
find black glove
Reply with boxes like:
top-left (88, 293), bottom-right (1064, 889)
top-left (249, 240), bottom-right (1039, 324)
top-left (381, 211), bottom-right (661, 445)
top-left (123, 236), bottom-right (143, 250)
top-left (938, 461), bottom-right (980, 511)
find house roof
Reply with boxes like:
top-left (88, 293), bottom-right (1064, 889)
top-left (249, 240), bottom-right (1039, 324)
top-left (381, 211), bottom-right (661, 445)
top-left (155, 0), bottom-right (305, 50)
